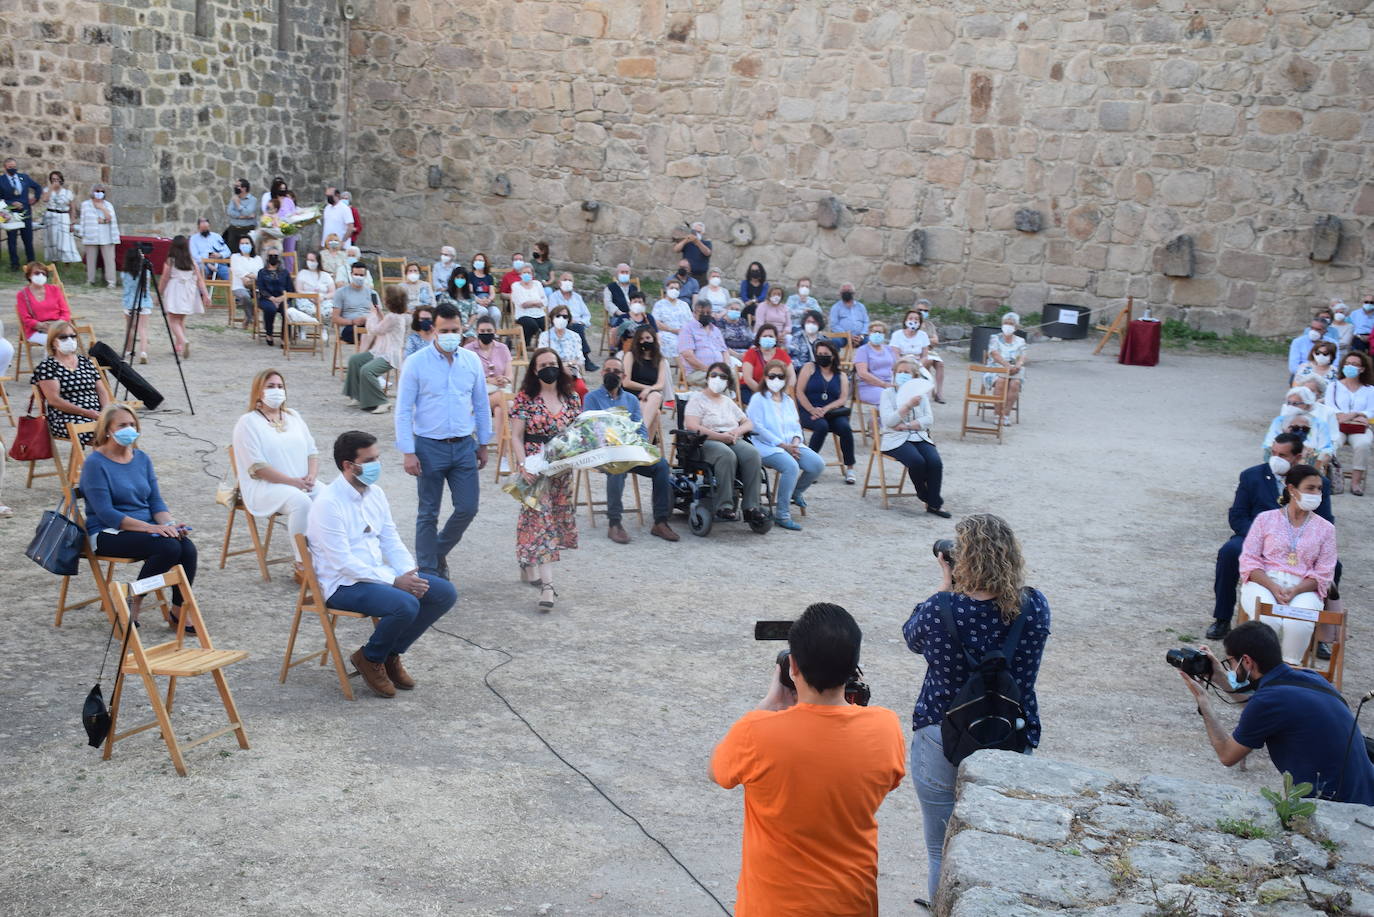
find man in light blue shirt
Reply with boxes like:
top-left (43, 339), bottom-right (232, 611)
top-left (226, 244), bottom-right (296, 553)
top-left (1351, 297), bottom-right (1374, 353)
top-left (189, 218), bottom-right (230, 279)
top-left (829, 283), bottom-right (870, 348)
top-left (395, 302), bottom-right (493, 578)
top-left (581, 356), bottom-right (679, 544)
top-left (1287, 317), bottom-right (1340, 378)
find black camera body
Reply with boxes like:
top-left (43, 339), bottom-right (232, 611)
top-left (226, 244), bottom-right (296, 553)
top-left (1166, 647), bottom-right (1214, 679)
top-left (755, 621), bottom-right (871, 706)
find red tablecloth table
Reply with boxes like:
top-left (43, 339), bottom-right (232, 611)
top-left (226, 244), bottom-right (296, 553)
top-left (115, 236), bottom-right (173, 274)
top-left (1119, 319), bottom-right (1161, 366)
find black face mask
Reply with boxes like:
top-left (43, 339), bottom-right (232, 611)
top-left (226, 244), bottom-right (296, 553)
top-left (748, 270), bottom-right (761, 280)
top-left (603, 372), bottom-right (622, 390)
top-left (5, 167), bottom-right (16, 175)
top-left (477, 332), bottom-right (495, 344)
top-left (416, 319), bottom-right (433, 332)
top-left (326, 195), bottom-right (336, 204)
top-left (267, 254), bottom-right (280, 265)
top-left (536, 365), bottom-right (561, 384)
top-left (677, 268), bottom-right (688, 277)
top-left (816, 354), bottom-right (834, 368)
top-left (841, 291), bottom-right (854, 303)
top-left (638, 342), bottom-right (653, 352)
top-left (199, 229), bottom-right (210, 236)
top-left (698, 314), bottom-right (713, 326)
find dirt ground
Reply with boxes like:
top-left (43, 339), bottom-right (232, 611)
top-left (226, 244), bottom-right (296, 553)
top-left (1, 288), bottom-right (1366, 917)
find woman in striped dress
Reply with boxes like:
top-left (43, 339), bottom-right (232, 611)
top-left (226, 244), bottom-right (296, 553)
top-left (40, 171), bottom-right (80, 263)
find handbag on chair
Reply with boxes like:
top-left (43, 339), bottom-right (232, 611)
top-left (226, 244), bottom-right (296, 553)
top-left (1338, 421), bottom-right (1368, 436)
top-left (8, 396), bottom-right (53, 462)
top-left (25, 497), bottom-right (84, 576)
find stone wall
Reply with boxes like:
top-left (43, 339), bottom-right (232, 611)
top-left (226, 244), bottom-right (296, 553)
top-left (941, 751), bottom-right (1374, 917)
top-left (348, 0), bottom-right (1374, 335)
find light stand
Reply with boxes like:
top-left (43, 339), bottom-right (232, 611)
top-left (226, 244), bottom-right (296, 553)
top-left (116, 247), bottom-right (195, 414)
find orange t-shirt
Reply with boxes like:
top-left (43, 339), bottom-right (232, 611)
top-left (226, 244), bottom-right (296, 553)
top-left (711, 703), bottom-right (907, 917)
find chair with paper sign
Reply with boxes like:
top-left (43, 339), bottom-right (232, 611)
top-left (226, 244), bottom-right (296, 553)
top-left (104, 568), bottom-right (249, 776)
top-left (1252, 599), bottom-right (1346, 690)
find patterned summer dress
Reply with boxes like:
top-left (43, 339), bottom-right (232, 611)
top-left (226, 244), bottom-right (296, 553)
top-left (43, 187), bottom-right (81, 262)
top-left (510, 390), bottom-right (581, 567)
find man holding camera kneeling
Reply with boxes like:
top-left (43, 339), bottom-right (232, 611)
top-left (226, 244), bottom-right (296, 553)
top-left (1180, 621), bottom-right (1374, 805)
top-left (711, 603), bottom-right (906, 917)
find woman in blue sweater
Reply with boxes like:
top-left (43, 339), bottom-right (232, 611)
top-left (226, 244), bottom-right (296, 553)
top-left (80, 404), bottom-right (197, 629)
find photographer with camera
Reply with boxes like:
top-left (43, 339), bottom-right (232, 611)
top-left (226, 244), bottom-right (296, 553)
top-left (1178, 622), bottom-right (1374, 804)
top-left (902, 514), bottom-right (1050, 904)
top-left (711, 603), bottom-right (905, 917)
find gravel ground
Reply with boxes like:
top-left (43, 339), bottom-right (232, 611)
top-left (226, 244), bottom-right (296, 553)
top-left (1, 288), bottom-right (1367, 916)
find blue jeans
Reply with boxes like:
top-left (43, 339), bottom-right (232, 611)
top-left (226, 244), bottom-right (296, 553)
top-left (202, 263), bottom-right (229, 281)
top-left (911, 725), bottom-right (1032, 901)
top-left (886, 440), bottom-right (943, 510)
top-left (413, 435), bottom-right (480, 575)
top-left (327, 573), bottom-right (456, 663)
top-left (761, 448), bottom-right (823, 520)
top-left (604, 458), bottom-right (673, 524)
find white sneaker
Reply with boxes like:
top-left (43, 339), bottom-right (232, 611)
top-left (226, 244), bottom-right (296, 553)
top-left (370, 403), bottom-right (392, 414)
top-left (0, 505), bottom-right (11, 518)
top-left (500, 458), bottom-right (512, 473)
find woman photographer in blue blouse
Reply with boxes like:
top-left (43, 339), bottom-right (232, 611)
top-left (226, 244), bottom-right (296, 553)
top-left (902, 514), bottom-right (1051, 904)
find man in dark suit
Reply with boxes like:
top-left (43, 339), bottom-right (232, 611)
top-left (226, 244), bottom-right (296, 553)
top-left (1, 157), bottom-right (43, 270)
top-left (1209, 432), bottom-right (1334, 639)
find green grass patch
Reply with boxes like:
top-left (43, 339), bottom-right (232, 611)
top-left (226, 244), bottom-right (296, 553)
top-left (1217, 817), bottom-right (1272, 840)
top-left (1179, 866), bottom-right (1241, 897)
top-left (1160, 319), bottom-right (1287, 356)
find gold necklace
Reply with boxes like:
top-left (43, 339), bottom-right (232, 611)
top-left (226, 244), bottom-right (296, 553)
top-left (257, 407), bottom-right (286, 432)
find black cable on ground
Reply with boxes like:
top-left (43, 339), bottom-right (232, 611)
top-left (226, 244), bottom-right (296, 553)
top-left (429, 624), bottom-right (732, 916)
top-left (140, 408), bottom-right (222, 482)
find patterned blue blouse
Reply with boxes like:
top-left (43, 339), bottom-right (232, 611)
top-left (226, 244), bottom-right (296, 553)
top-left (902, 588), bottom-right (1051, 745)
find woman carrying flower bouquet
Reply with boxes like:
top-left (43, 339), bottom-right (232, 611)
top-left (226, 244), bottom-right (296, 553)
top-left (510, 347), bottom-right (581, 612)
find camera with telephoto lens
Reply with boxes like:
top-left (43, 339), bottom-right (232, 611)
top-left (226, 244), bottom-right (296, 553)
top-left (754, 621), bottom-right (871, 706)
top-left (1165, 647), bottom-right (1214, 679)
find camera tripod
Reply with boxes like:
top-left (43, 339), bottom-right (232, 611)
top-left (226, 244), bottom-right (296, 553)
top-left (115, 248), bottom-right (195, 414)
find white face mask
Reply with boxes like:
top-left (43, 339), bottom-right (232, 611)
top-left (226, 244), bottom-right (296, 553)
top-left (905, 320), bottom-right (919, 330)
top-left (708, 276), bottom-right (721, 287)
top-left (306, 260), bottom-right (318, 271)
top-left (1002, 324), bottom-right (1016, 335)
top-left (1308, 329), bottom-right (1322, 341)
top-left (1314, 353), bottom-right (1332, 366)
top-left (1297, 492), bottom-right (1322, 512)
top-left (57, 337), bottom-right (78, 354)
top-left (350, 275), bottom-right (365, 286)
top-left (92, 191), bottom-right (105, 200)
top-left (1335, 312), bottom-right (1346, 322)
top-left (31, 274), bottom-right (47, 286)
top-left (261, 388), bottom-right (287, 409)
top-left (1280, 404), bottom-right (1304, 417)
top-left (1268, 455), bottom-right (1292, 477)
top-left (560, 280), bottom-right (573, 293)
top-left (769, 297), bottom-right (781, 305)
top-left (798, 286), bottom-right (810, 297)
top-left (440, 254), bottom-right (453, 263)
top-left (404, 272), bottom-right (418, 283)
top-left (553, 316), bottom-right (568, 329)
top-left (766, 377), bottom-right (786, 393)
top-left (666, 287), bottom-right (680, 299)
top-left (804, 322), bottom-right (819, 335)
top-left (707, 376), bottom-right (728, 394)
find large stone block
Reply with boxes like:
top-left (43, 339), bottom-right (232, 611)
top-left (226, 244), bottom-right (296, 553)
top-left (939, 830), bottom-right (1116, 909)
top-left (1258, 107), bottom-right (1304, 133)
top-left (1312, 215), bottom-right (1341, 261)
top-left (951, 784), bottom-right (1073, 844)
top-left (1098, 100), bottom-right (1144, 132)
top-left (1160, 172), bottom-right (1210, 206)
top-left (1163, 236), bottom-right (1195, 277)
top-left (1219, 250), bottom-right (1273, 281)
top-left (959, 750), bottom-right (1112, 798)
top-left (1135, 774), bottom-right (1280, 831)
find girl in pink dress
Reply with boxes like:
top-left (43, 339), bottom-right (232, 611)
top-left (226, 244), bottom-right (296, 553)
top-left (158, 235), bottom-right (210, 359)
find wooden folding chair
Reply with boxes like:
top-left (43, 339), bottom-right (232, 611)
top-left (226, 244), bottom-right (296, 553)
top-left (961, 365), bottom-right (1010, 442)
top-left (493, 393), bottom-right (521, 483)
top-left (495, 328), bottom-right (529, 389)
top-left (1094, 295), bottom-right (1133, 356)
top-left (279, 292), bottom-right (325, 360)
top-left (202, 258), bottom-right (233, 319)
top-left (104, 569), bottom-right (249, 776)
top-left (218, 445), bottom-right (292, 582)
top-left (0, 379), bottom-right (12, 427)
top-left (377, 257), bottom-right (407, 286)
top-left (331, 324), bottom-right (363, 376)
top-left (43, 262), bottom-right (65, 291)
top-left (861, 409), bottom-right (911, 508)
top-left (10, 335), bottom-right (39, 381)
top-left (280, 534), bottom-right (376, 701)
top-left (572, 467), bottom-right (642, 528)
top-left (55, 431), bottom-right (171, 628)
top-left (1254, 600), bottom-right (1346, 690)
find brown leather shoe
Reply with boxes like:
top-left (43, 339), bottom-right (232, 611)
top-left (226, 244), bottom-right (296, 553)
top-left (607, 523), bottom-right (630, 544)
top-left (651, 521), bottom-right (680, 542)
top-left (350, 648), bottom-right (396, 698)
top-left (384, 654), bottom-right (415, 690)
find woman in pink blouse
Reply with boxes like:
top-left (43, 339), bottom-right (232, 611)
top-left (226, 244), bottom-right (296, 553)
top-left (1239, 463), bottom-right (1337, 663)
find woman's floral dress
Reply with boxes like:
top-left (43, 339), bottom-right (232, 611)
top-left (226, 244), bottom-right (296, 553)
top-left (511, 390), bottom-right (581, 567)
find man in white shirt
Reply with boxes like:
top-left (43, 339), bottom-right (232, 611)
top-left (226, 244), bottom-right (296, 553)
top-left (321, 186), bottom-right (355, 250)
top-left (307, 430), bottom-right (457, 698)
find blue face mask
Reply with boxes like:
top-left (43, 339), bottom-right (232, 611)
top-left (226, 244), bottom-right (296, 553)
top-left (758, 336), bottom-right (776, 349)
top-left (437, 333), bottom-right (464, 353)
top-left (455, 276), bottom-right (466, 288)
top-left (727, 310), bottom-right (741, 321)
top-left (1344, 365), bottom-right (1361, 379)
top-left (112, 427), bottom-right (140, 446)
top-left (355, 460), bottom-right (381, 486)
top-left (894, 372), bottom-right (914, 388)
top-left (869, 332), bottom-right (886, 345)
top-left (1226, 664), bottom-right (1249, 692)
top-left (520, 272), bottom-right (532, 283)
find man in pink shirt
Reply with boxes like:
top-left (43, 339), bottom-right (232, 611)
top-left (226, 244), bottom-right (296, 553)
top-left (678, 298), bottom-right (727, 387)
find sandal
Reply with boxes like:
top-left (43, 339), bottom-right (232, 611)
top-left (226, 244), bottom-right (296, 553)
top-left (538, 582), bottom-right (557, 612)
top-left (1354, 486), bottom-right (1365, 497)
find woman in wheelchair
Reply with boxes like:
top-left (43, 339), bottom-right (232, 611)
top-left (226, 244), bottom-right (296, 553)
top-left (682, 362), bottom-right (767, 528)
top-left (1238, 463), bottom-right (1338, 664)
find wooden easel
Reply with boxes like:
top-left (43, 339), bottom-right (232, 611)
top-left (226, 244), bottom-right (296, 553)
top-left (1093, 296), bottom-right (1133, 355)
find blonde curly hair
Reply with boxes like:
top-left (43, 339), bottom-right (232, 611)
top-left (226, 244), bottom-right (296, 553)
top-left (954, 513), bottom-right (1025, 622)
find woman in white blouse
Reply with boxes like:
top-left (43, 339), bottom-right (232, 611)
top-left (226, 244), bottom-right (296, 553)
top-left (879, 357), bottom-right (949, 517)
top-left (292, 249), bottom-right (336, 325)
top-left (536, 303), bottom-right (586, 381)
top-left (1328, 350), bottom-right (1374, 495)
top-left (231, 369), bottom-right (321, 577)
top-left (510, 268), bottom-right (547, 348)
top-left (40, 171), bottom-right (81, 263)
top-left (229, 237), bottom-right (264, 323)
top-left (78, 183), bottom-right (121, 286)
top-left (985, 311), bottom-right (1026, 424)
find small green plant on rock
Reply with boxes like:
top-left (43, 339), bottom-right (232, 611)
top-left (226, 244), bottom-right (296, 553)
top-left (1109, 855), bottom-right (1139, 888)
top-left (1261, 772), bottom-right (1318, 829)
top-left (1258, 886), bottom-right (1295, 905)
top-left (1179, 866), bottom-right (1240, 898)
top-left (1217, 817), bottom-right (1272, 839)
top-left (1148, 879), bottom-right (1199, 917)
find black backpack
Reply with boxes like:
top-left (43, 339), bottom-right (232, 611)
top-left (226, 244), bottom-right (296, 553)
top-left (938, 591), bottom-right (1033, 766)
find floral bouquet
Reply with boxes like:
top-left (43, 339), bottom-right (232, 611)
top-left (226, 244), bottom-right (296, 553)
top-left (0, 201), bottom-right (24, 231)
top-left (280, 204), bottom-right (322, 236)
top-left (502, 408), bottom-right (660, 509)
